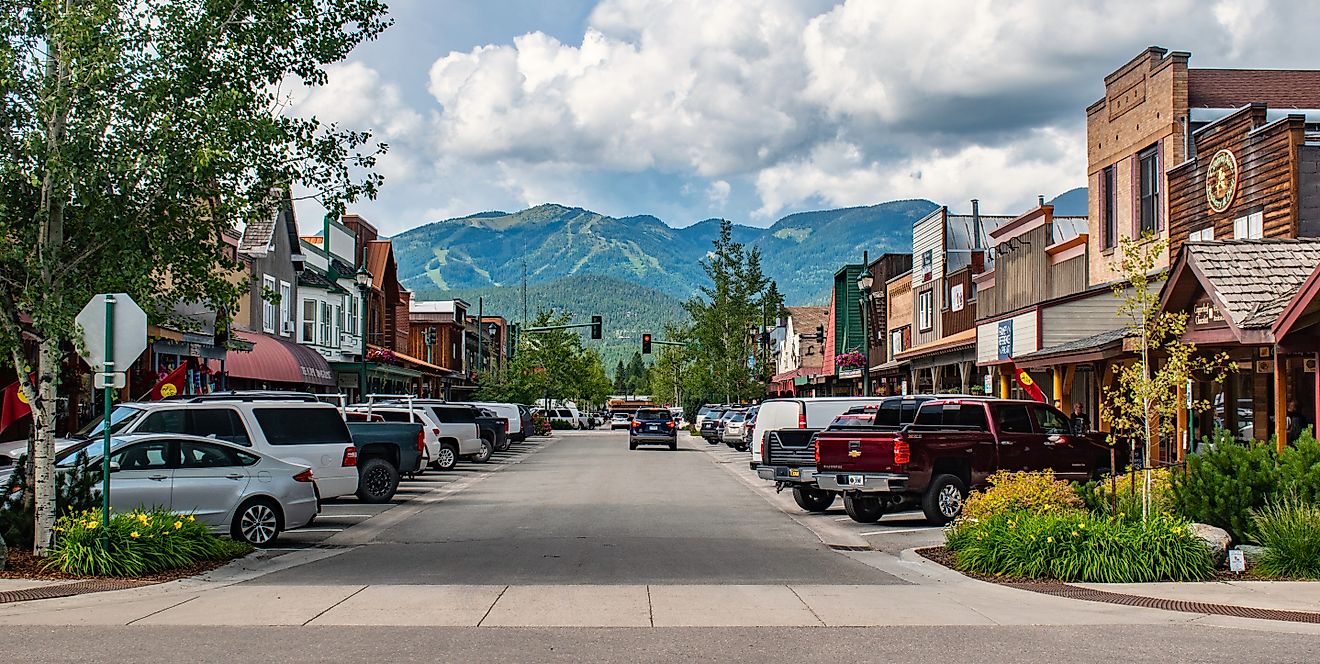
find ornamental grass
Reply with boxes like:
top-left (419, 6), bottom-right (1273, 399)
top-left (43, 509), bottom-right (252, 577)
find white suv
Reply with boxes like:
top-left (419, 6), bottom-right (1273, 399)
top-left (346, 402), bottom-right (488, 471)
top-left (62, 396), bottom-right (360, 500)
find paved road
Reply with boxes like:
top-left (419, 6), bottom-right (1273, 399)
top-left (248, 430), bottom-right (903, 585)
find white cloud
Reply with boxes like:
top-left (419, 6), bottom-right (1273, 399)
top-left (292, 0), bottom-right (1320, 231)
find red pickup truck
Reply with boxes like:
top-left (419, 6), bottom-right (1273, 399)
top-left (814, 398), bottom-right (1120, 525)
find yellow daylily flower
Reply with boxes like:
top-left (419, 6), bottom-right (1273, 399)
top-left (174, 520), bottom-right (183, 529)
top-left (1046, 536), bottom-right (1054, 543)
top-left (85, 520), bottom-right (98, 530)
top-left (130, 531), bottom-right (139, 539)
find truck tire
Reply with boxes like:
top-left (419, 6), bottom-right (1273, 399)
top-left (792, 486), bottom-right (836, 513)
top-left (629, 439), bottom-right (637, 450)
top-left (843, 492), bottom-right (886, 523)
top-left (356, 457), bottom-right (399, 503)
top-left (495, 435), bottom-right (511, 453)
top-left (471, 438), bottom-right (493, 464)
top-left (922, 474), bottom-right (968, 525)
top-left (432, 442), bottom-right (459, 471)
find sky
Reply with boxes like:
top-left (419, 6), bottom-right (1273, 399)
top-left (289, 0), bottom-right (1320, 236)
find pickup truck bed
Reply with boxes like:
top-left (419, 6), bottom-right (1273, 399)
top-left (345, 421), bottom-right (425, 503)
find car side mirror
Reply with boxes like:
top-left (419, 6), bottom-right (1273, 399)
top-left (108, 461), bottom-right (121, 473)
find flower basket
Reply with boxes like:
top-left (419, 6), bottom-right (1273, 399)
top-left (835, 351), bottom-right (866, 370)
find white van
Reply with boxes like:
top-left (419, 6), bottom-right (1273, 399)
top-left (457, 401), bottom-right (524, 440)
top-left (748, 398), bottom-right (886, 466)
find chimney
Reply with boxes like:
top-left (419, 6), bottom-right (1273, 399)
top-left (1038, 195), bottom-right (1045, 207)
top-left (971, 199), bottom-right (981, 250)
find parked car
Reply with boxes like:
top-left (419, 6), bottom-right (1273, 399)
top-left (542, 402), bottom-right (588, 429)
top-left (353, 400), bottom-right (490, 470)
top-left (456, 401), bottom-right (525, 443)
top-left (749, 397), bottom-right (901, 469)
top-left (51, 433), bottom-right (318, 546)
top-left (756, 395), bottom-right (964, 512)
top-left (738, 406), bottom-right (759, 449)
top-left (629, 408), bottom-right (678, 450)
top-left (610, 413), bottom-right (632, 429)
top-left (474, 407), bottom-right (511, 453)
top-left (721, 410), bottom-right (751, 451)
top-left (814, 398), bottom-right (1123, 524)
top-left (699, 408), bottom-right (730, 444)
top-left (695, 404), bottom-right (726, 431)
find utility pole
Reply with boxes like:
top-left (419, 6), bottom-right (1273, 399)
top-left (521, 258), bottom-right (529, 325)
top-left (477, 296), bottom-right (484, 373)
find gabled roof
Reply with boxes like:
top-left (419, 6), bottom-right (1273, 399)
top-left (239, 190), bottom-right (303, 264)
top-left (365, 240), bottom-right (394, 290)
top-left (1180, 239), bottom-right (1320, 330)
top-left (297, 268), bottom-right (348, 294)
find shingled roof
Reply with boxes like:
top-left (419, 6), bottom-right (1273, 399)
top-left (1188, 69), bottom-right (1320, 109)
top-left (1185, 239), bottom-right (1320, 329)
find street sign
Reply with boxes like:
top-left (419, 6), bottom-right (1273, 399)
top-left (93, 372), bottom-right (127, 389)
top-left (76, 293), bottom-right (148, 370)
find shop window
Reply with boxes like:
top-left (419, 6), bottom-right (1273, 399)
top-left (262, 275), bottom-right (277, 334)
top-left (918, 291), bottom-right (933, 331)
top-left (1233, 211), bottom-right (1263, 239)
top-left (1102, 165), bottom-right (1117, 248)
top-left (1138, 145), bottom-right (1161, 235)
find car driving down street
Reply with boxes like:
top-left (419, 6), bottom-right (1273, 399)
top-left (628, 408), bottom-right (678, 450)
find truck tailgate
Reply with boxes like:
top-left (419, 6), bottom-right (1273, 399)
top-left (814, 430), bottom-right (902, 473)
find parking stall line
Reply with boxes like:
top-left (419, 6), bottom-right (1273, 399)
top-left (290, 528), bottom-right (344, 533)
top-left (856, 528), bottom-right (940, 536)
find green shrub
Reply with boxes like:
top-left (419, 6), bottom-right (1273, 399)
top-left (1172, 433), bottom-right (1280, 542)
top-left (960, 470), bottom-right (1084, 522)
top-left (43, 509), bottom-right (252, 577)
top-left (1075, 468), bottom-right (1175, 522)
top-left (945, 511), bottom-right (1213, 582)
top-left (1250, 494), bottom-right (1320, 580)
top-left (1279, 428), bottom-right (1320, 505)
top-left (548, 420), bottom-right (575, 430)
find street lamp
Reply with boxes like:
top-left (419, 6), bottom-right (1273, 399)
top-left (355, 265), bottom-right (372, 400)
top-left (856, 260), bottom-right (874, 397)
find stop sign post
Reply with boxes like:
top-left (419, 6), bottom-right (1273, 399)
top-left (75, 293), bottom-right (148, 542)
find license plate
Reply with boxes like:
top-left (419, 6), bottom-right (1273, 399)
top-left (847, 474), bottom-right (865, 487)
top-left (789, 468), bottom-right (801, 478)
top-left (647, 425), bottom-right (659, 432)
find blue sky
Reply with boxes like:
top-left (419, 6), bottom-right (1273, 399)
top-left (290, 0), bottom-right (1320, 236)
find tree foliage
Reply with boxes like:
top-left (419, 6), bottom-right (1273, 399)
top-left (476, 310), bottom-right (611, 409)
top-left (683, 220), bottom-right (775, 404)
top-left (0, 0), bottom-right (391, 552)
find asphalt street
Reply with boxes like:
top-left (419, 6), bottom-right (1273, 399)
top-left (248, 429), bottom-right (902, 585)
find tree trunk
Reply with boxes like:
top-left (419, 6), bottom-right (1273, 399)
top-left (30, 339), bottom-right (61, 554)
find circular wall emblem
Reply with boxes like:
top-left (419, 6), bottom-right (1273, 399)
top-left (159, 383), bottom-right (178, 398)
top-left (1206, 149), bottom-right (1238, 213)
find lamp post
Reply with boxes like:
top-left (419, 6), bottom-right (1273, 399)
top-left (355, 265), bottom-right (372, 400)
top-left (856, 257), bottom-right (874, 397)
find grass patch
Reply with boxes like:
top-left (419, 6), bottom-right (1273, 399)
top-left (1250, 494), bottom-right (1320, 580)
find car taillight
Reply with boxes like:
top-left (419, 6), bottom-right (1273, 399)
top-left (293, 469), bottom-right (315, 482)
top-left (798, 411), bottom-right (806, 428)
top-left (894, 438), bottom-right (911, 465)
top-left (761, 434), bottom-right (769, 464)
top-left (504, 421), bottom-right (509, 433)
top-left (666, 421), bottom-right (675, 429)
top-left (342, 446), bottom-right (357, 467)
top-left (631, 420), bottom-right (640, 428)
top-left (417, 431), bottom-right (426, 453)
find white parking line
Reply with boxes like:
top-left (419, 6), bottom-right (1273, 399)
top-left (289, 528), bottom-right (344, 533)
top-left (316, 514), bottom-right (372, 518)
top-left (833, 517), bottom-right (852, 521)
top-left (856, 527), bottom-right (941, 536)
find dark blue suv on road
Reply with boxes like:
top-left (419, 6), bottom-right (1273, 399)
top-left (629, 408), bottom-right (678, 451)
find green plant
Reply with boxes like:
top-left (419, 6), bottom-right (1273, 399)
top-left (1250, 493), bottom-right (1320, 579)
top-left (43, 509), bottom-right (252, 577)
top-left (945, 511), bottom-right (1213, 582)
top-left (960, 471), bottom-right (1084, 522)
top-left (0, 451), bottom-right (102, 549)
top-left (1172, 433), bottom-right (1280, 542)
top-left (1075, 467), bottom-right (1175, 522)
top-left (1278, 427), bottom-right (1320, 505)
top-left (548, 420), bottom-right (575, 430)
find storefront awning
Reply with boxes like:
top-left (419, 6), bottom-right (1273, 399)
top-left (1013, 328), bottom-right (1127, 370)
top-left (367, 344), bottom-right (452, 375)
top-left (871, 359), bottom-right (908, 374)
top-left (225, 331), bottom-right (336, 386)
top-left (894, 329), bottom-right (976, 361)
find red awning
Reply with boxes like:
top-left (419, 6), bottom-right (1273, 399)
top-left (224, 331), bottom-right (336, 386)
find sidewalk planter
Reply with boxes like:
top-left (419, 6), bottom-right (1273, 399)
top-left (945, 511), bottom-right (1214, 583)
top-left (44, 509), bottom-right (252, 577)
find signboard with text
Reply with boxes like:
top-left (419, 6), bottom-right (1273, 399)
top-left (996, 320), bottom-right (1014, 361)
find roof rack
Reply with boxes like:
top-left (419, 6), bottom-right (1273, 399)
top-left (177, 391), bottom-right (320, 403)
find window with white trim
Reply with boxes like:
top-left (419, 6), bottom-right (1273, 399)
top-left (1188, 227), bottom-right (1214, 243)
top-left (278, 281), bottom-right (291, 336)
top-left (1233, 211), bottom-right (1263, 239)
top-left (332, 304), bottom-right (341, 347)
top-left (918, 290), bottom-right (933, 332)
top-left (319, 300), bottom-right (331, 346)
top-left (261, 275), bottom-right (277, 334)
top-left (301, 299), bottom-right (316, 342)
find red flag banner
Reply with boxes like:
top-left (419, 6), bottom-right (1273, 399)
top-left (0, 380), bottom-right (33, 433)
top-left (1014, 366), bottom-right (1048, 403)
top-left (149, 364), bottom-right (188, 400)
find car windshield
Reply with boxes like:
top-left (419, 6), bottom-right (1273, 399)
top-left (635, 409), bottom-right (671, 421)
top-left (75, 405), bottom-right (146, 438)
top-left (727, 412), bottom-right (745, 423)
top-left (55, 437), bottom-right (126, 467)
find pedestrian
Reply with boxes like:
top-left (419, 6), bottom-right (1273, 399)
top-left (1285, 399), bottom-right (1307, 442)
top-left (1070, 402), bottom-right (1091, 435)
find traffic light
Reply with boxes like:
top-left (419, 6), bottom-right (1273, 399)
top-left (642, 333), bottom-right (652, 354)
top-left (815, 324), bottom-right (825, 341)
top-left (590, 315), bottom-right (603, 340)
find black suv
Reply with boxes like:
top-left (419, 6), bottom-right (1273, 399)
top-left (629, 408), bottom-right (678, 451)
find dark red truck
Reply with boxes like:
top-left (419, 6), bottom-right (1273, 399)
top-left (814, 398), bottom-right (1120, 525)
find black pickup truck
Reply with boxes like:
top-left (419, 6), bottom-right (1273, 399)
top-left (475, 410), bottom-right (510, 453)
top-left (344, 417), bottom-right (425, 503)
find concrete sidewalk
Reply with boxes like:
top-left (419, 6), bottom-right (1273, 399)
top-left (1072, 580), bottom-right (1320, 613)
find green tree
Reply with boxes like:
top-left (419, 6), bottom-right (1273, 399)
top-left (479, 310), bottom-right (611, 411)
top-left (684, 220), bottom-right (772, 404)
top-left (1100, 235), bottom-right (1233, 518)
top-left (0, 0), bottom-right (390, 552)
top-left (646, 323), bottom-right (691, 407)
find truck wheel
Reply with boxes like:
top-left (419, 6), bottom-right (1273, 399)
top-left (356, 458), bottom-right (399, 503)
top-left (629, 439), bottom-right (637, 450)
top-left (706, 437), bottom-right (719, 445)
top-left (792, 487), bottom-right (836, 513)
top-left (433, 442), bottom-right (459, 471)
top-left (922, 474), bottom-right (968, 525)
top-left (843, 493), bottom-right (886, 523)
top-left (472, 438), bottom-right (493, 464)
top-left (668, 439), bottom-right (677, 451)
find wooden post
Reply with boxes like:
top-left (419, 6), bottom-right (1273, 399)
top-left (1315, 352), bottom-right (1320, 438)
top-left (1275, 349), bottom-right (1288, 453)
top-left (1052, 366), bottom-right (1064, 409)
top-left (999, 365), bottom-right (1011, 399)
top-left (1182, 382), bottom-right (1193, 464)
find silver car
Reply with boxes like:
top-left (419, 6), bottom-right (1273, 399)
top-left (53, 433), bottom-right (318, 546)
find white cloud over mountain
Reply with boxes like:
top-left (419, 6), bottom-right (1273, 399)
top-left (291, 0), bottom-right (1320, 234)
